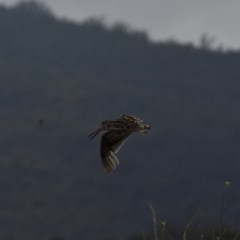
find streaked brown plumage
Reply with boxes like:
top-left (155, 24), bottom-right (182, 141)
top-left (88, 114), bottom-right (151, 173)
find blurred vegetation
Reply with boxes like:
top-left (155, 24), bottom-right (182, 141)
top-left (0, 1), bottom-right (239, 240)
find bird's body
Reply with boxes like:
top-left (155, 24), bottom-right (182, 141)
top-left (88, 114), bottom-right (150, 172)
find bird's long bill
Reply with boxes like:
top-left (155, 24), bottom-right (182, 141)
top-left (88, 128), bottom-right (102, 140)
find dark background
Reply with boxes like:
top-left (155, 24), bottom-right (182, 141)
top-left (0, 2), bottom-right (239, 239)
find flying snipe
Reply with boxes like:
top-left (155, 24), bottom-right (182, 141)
top-left (88, 114), bottom-right (151, 173)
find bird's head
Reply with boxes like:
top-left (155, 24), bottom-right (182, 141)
top-left (101, 120), bottom-right (112, 129)
top-left (88, 120), bottom-right (112, 140)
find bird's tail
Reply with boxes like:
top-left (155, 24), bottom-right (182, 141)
top-left (140, 123), bottom-right (151, 134)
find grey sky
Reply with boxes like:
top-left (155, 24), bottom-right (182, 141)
top-left (1, 0), bottom-right (240, 50)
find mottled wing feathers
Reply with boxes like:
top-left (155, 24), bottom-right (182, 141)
top-left (120, 114), bottom-right (142, 122)
top-left (119, 114), bottom-right (150, 133)
top-left (101, 144), bottom-right (119, 172)
top-left (100, 130), bottom-right (131, 172)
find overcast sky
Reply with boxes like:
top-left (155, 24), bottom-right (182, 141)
top-left (1, 0), bottom-right (240, 50)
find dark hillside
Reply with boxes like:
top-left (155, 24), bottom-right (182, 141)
top-left (0, 2), bottom-right (240, 240)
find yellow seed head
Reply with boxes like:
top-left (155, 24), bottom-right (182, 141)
top-left (161, 221), bottom-right (167, 227)
top-left (224, 181), bottom-right (231, 188)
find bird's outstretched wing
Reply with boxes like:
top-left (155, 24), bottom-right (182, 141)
top-left (100, 129), bottom-right (131, 172)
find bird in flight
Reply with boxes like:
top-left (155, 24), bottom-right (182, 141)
top-left (88, 114), bottom-right (151, 173)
